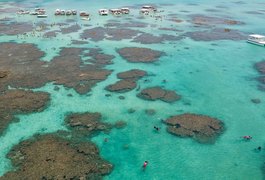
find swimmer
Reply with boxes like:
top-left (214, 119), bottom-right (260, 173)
top-left (154, 126), bottom-right (160, 131)
top-left (142, 161), bottom-right (148, 169)
top-left (243, 136), bottom-right (252, 140)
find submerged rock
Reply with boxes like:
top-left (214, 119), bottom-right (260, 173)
top-left (0, 43), bottom-right (113, 94)
top-left (105, 80), bottom-right (137, 93)
top-left (255, 61), bottom-right (265, 74)
top-left (114, 120), bottom-right (127, 129)
top-left (254, 60), bottom-right (265, 91)
top-left (0, 89), bottom-right (50, 134)
top-left (65, 112), bottom-right (112, 137)
top-left (2, 134), bottom-right (113, 179)
top-left (137, 87), bottom-right (181, 103)
top-left (0, 22), bottom-right (33, 35)
top-left (184, 28), bottom-right (246, 41)
top-left (105, 69), bottom-right (147, 93)
top-left (164, 113), bottom-right (224, 143)
top-left (189, 14), bottom-right (244, 26)
top-left (117, 69), bottom-right (147, 80)
top-left (251, 98), bottom-right (261, 104)
top-left (116, 47), bottom-right (164, 63)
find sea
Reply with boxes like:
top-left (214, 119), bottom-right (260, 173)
top-left (0, 0), bottom-right (265, 179)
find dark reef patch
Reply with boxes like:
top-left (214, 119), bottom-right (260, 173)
top-left (0, 42), bottom-right (113, 94)
top-left (43, 30), bottom-right (59, 38)
top-left (105, 80), bottom-right (137, 93)
top-left (184, 28), bottom-right (246, 41)
top-left (137, 87), bottom-right (181, 103)
top-left (0, 90), bottom-right (50, 134)
top-left (116, 47), bottom-right (164, 63)
top-left (132, 32), bottom-right (181, 44)
top-left (117, 69), bottom-right (147, 80)
top-left (1, 134), bottom-right (113, 180)
top-left (60, 24), bottom-right (81, 34)
top-left (189, 14), bottom-right (244, 26)
top-left (254, 60), bottom-right (265, 91)
top-left (80, 27), bottom-right (141, 41)
top-left (0, 22), bottom-right (33, 35)
top-left (71, 40), bottom-right (88, 45)
top-left (80, 26), bottom-right (180, 44)
top-left (164, 113), bottom-right (224, 143)
top-left (104, 21), bottom-right (149, 28)
top-left (65, 112), bottom-right (112, 137)
top-left (106, 69), bottom-right (147, 93)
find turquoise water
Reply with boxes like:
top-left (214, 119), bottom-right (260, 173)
top-left (0, 0), bottom-right (265, 179)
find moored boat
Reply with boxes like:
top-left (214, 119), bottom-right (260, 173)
top-left (55, 9), bottom-right (61, 15)
top-left (79, 11), bottom-right (89, 17)
top-left (140, 8), bottom-right (150, 15)
top-left (66, 10), bottom-right (72, 16)
top-left (109, 9), bottom-right (122, 16)
top-left (30, 11), bottom-right (39, 15)
top-left (247, 34), bottom-right (265, 46)
top-left (98, 9), bottom-right (108, 16)
top-left (121, 7), bottom-right (130, 14)
top-left (37, 14), bottom-right (48, 18)
top-left (16, 9), bottom-right (30, 15)
top-left (60, 10), bottom-right (66, 15)
top-left (142, 5), bottom-right (157, 12)
top-left (72, 10), bottom-right (77, 15)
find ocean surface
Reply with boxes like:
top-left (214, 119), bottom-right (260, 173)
top-left (0, 0), bottom-right (265, 179)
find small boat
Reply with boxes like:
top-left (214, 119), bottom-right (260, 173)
top-left (30, 11), bottom-right (39, 15)
top-left (142, 5), bottom-right (157, 12)
top-left (109, 9), bottom-right (122, 16)
top-left (37, 14), bottom-right (48, 18)
top-left (16, 10), bottom-right (30, 15)
top-left (55, 9), bottom-right (61, 15)
top-left (247, 34), bottom-right (265, 46)
top-left (121, 7), bottom-right (130, 14)
top-left (35, 8), bottom-right (46, 14)
top-left (98, 9), bottom-right (108, 16)
top-left (72, 10), bottom-right (77, 15)
top-left (140, 8), bottom-right (150, 15)
top-left (79, 11), bottom-right (89, 17)
top-left (60, 10), bottom-right (66, 15)
top-left (66, 10), bottom-right (72, 16)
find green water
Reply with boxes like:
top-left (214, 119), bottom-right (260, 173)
top-left (0, 0), bottom-right (265, 179)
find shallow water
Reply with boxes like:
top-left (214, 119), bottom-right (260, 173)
top-left (0, 0), bottom-right (265, 179)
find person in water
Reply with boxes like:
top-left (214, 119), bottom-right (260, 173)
top-left (154, 126), bottom-right (160, 131)
top-left (143, 161), bottom-right (148, 169)
top-left (243, 136), bottom-right (252, 140)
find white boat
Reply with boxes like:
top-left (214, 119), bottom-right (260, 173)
top-left (60, 10), bottom-right (66, 15)
top-left (55, 9), bottom-right (61, 15)
top-left (98, 9), bottom-right (108, 16)
top-left (79, 11), bottom-right (89, 17)
top-left (72, 10), bottom-right (77, 15)
top-left (121, 7), bottom-right (130, 14)
top-left (140, 8), bottom-right (150, 15)
top-left (247, 34), bottom-right (265, 46)
top-left (142, 5), bottom-right (157, 12)
top-left (37, 14), bottom-right (48, 18)
top-left (30, 11), bottom-right (39, 15)
top-left (66, 10), bottom-right (72, 16)
top-left (109, 9), bottom-right (122, 16)
top-left (17, 10), bottom-right (30, 15)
